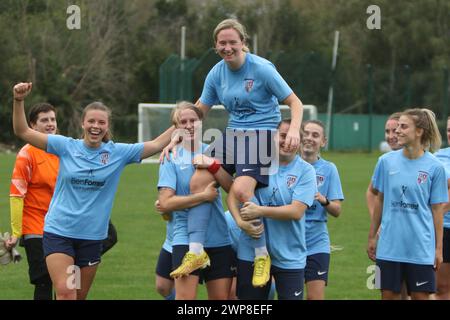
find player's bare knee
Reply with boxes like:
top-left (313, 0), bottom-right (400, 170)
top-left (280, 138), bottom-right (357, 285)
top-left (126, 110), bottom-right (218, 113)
top-left (438, 281), bottom-right (450, 294)
top-left (156, 281), bottom-right (172, 297)
top-left (54, 284), bottom-right (76, 300)
top-left (232, 187), bottom-right (253, 203)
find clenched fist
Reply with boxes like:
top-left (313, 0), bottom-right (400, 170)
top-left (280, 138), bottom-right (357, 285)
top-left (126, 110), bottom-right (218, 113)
top-left (13, 82), bottom-right (32, 101)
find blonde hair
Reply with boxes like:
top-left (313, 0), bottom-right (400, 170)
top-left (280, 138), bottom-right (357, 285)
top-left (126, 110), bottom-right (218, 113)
top-left (213, 19), bottom-right (250, 52)
top-left (402, 108), bottom-right (441, 152)
top-left (301, 120), bottom-right (327, 138)
top-left (81, 102), bottom-right (113, 142)
top-left (170, 101), bottom-right (203, 127)
top-left (388, 112), bottom-right (402, 122)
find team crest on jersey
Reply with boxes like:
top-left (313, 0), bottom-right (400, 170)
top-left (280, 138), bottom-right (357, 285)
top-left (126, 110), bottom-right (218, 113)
top-left (286, 175), bottom-right (297, 188)
top-left (244, 79), bottom-right (254, 92)
top-left (100, 152), bottom-right (110, 165)
top-left (316, 175), bottom-right (325, 187)
top-left (417, 171), bottom-right (428, 184)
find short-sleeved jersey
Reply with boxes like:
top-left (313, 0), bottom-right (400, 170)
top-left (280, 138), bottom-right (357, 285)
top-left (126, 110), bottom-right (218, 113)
top-left (162, 217), bottom-right (174, 254)
top-left (45, 135), bottom-right (144, 240)
top-left (10, 144), bottom-right (59, 235)
top-left (200, 53), bottom-right (293, 130)
top-left (157, 144), bottom-right (231, 248)
top-left (305, 158), bottom-right (344, 255)
top-left (237, 155), bottom-right (317, 269)
top-left (372, 150), bottom-right (448, 265)
top-left (434, 147), bottom-right (450, 229)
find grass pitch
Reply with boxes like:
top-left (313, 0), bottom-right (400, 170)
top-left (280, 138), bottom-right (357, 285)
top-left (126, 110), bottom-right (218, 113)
top-left (0, 151), bottom-right (380, 300)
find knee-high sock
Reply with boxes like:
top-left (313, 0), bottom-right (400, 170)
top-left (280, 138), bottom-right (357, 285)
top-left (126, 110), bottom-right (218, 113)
top-left (165, 288), bottom-right (176, 300)
top-left (187, 202), bottom-right (212, 246)
top-left (34, 277), bottom-right (53, 300)
top-left (242, 196), bottom-right (267, 250)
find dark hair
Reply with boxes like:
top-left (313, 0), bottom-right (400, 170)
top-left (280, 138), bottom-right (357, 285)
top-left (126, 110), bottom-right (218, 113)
top-left (81, 102), bottom-right (113, 142)
top-left (28, 103), bottom-right (56, 125)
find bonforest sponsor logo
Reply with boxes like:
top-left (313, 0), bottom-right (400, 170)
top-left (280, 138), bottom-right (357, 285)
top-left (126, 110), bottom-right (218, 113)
top-left (71, 178), bottom-right (106, 187)
top-left (391, 200), bottom-right (419, 210)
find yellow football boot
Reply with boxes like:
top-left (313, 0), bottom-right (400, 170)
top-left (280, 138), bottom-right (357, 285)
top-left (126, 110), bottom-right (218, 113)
top-left (170, 251), bottom-right (210, 278)
top-left (252, 255), bottom-right (271, 287)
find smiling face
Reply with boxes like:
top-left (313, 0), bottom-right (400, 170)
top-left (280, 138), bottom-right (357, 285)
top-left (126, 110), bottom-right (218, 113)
top-left (31, 111), bottom-right (57, 134)
top-left (176, 108), bottom-right (201, 143)
top-left (301, 122), bottom-right (326, 157)
top-left (385, 118), bottom-right (400, 150)
top-left (278, 122), bottom-right (299, 158)
top-left (396, 115), bottom-right (422, 148)
top-left (82, 109), bottom-right (109, 148)
top-left (215, 28), bottom-right (246, 69)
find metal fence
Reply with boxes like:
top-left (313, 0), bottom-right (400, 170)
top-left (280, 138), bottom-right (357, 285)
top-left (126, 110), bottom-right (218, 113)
top-left (158, 49), bottom-right (449, 151)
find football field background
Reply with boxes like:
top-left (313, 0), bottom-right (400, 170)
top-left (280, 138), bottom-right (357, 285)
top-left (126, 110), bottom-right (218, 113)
top-left (0, 151), bottom-right (380, 300)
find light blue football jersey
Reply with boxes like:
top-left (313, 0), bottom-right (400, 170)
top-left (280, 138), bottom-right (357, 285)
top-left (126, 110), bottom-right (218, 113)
top-left (372, 150), bottom-right (448, 265)
top-left (434, 147), bottom-right (450, 229)
top-left (45, 135), bottom-right (144, 240)
top-left (200, 53), bottom-right (293, 130)
top-left (237, 155), bottom-right (317, 269)
top-left (157, 144), bottom-right (231, 248)
top-left (161, 217), bottom-right (174, 254)
top-left (305, 158), bottom-right (344, 255)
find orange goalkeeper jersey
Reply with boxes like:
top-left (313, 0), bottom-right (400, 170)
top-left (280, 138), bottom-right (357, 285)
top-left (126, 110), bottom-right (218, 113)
top-left (10, 144), bottom-right (59, 235)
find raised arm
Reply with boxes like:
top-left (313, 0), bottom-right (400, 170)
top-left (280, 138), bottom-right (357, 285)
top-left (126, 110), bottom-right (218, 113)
top-left (195, 100), bottom-right (210, 119)
top-left (142, 125), bottom-right (176, 160)
top-left (282, 92), bottom-right (303, 152)
top-left (12, 83), bottom-right (48, 150)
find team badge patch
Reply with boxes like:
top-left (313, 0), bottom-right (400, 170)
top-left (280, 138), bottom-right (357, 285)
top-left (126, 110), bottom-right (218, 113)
top-left (286, 175), bottom-right (297, 188)
top-left (316, 175), bottom-right (325, 188)
top-left (417, 171), bottom-right (428, 184)
top-left (100, 152), bottom-right (110, 165)
top-left (244, 79), bottom-right (254, 93)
